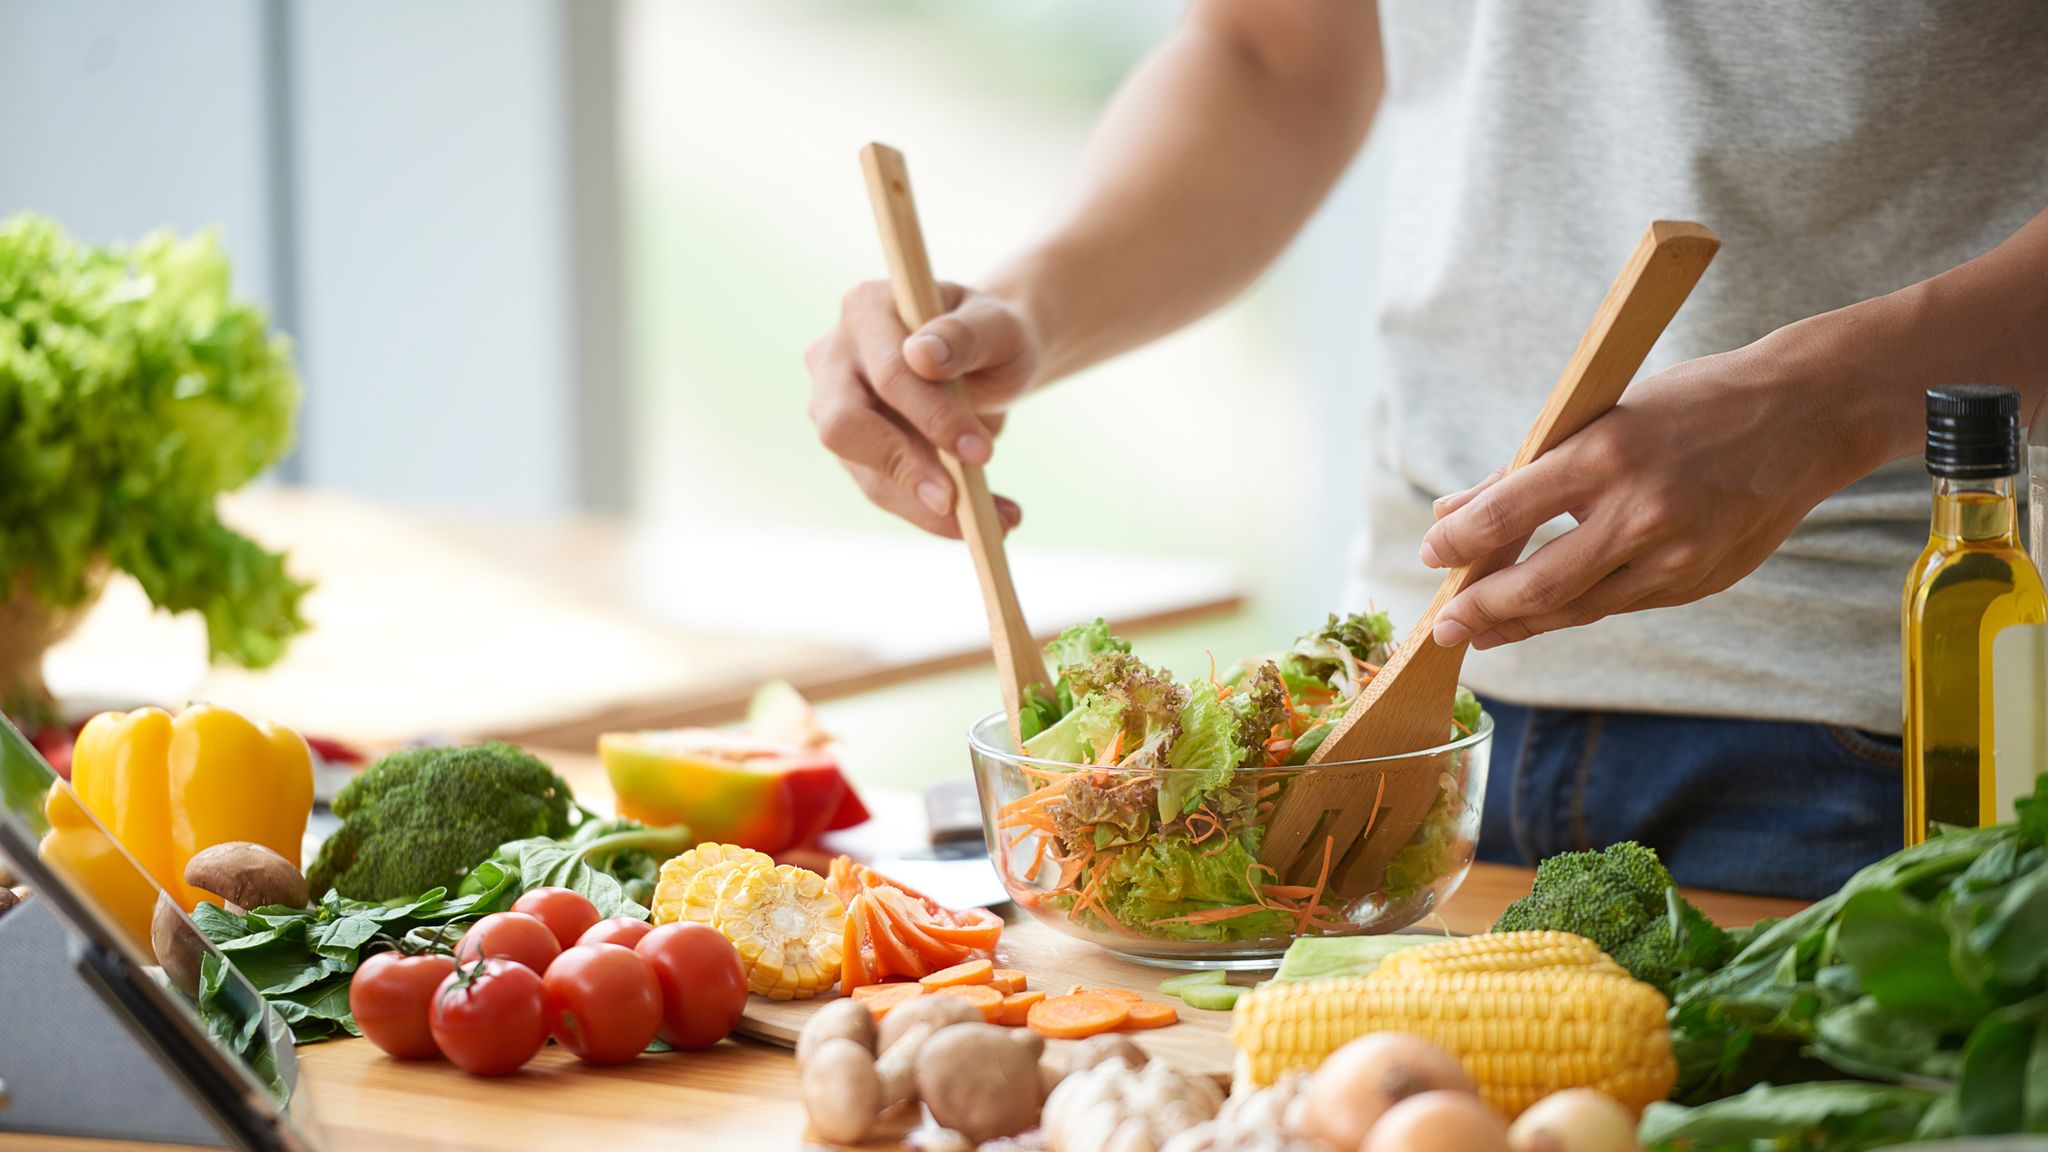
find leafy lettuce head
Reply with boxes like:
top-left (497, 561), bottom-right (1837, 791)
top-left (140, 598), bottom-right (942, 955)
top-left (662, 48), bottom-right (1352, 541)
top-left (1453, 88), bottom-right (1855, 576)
top-left (0, 215), bottom-right (307, 676)
top-left (1280, 611), bottom-right (1396, 696)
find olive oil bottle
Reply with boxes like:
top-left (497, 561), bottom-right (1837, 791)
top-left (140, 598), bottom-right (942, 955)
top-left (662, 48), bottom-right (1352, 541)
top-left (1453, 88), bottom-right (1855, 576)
top-left (1903, 385), bottom-right (2048, 845)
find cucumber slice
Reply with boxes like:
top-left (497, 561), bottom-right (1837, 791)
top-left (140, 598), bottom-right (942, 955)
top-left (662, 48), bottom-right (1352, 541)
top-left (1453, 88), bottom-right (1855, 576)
top-left (1179, 983), bottom-right (1244, 1011)
top-left (1158, 970), bottom-right (1229, 999)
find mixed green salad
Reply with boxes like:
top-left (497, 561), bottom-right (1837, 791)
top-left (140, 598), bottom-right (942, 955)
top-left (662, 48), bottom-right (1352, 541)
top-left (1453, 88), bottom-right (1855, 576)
top-left (997, 614), bottom-right (1483, 943)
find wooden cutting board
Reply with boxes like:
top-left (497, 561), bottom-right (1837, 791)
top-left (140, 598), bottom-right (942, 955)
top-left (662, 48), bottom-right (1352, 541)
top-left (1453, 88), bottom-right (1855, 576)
top-left (737, 917), bottom-right (1258, 1081)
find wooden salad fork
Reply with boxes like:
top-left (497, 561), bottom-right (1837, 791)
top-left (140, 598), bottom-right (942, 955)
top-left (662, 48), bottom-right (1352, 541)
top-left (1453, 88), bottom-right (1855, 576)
top-left (1260, 220), bottom-right (1721, 895)
top-left (860, 144), bottom-right (1052, 743)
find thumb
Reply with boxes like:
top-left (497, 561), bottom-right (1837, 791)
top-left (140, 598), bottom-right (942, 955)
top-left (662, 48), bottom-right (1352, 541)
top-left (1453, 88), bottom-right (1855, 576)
top-left (901, 295), bottom-right (1026, 382)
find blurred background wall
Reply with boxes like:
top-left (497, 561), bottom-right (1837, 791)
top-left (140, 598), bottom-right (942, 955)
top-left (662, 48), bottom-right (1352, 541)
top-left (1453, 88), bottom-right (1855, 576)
top-left (0, 0), bottom-right (1391, 654)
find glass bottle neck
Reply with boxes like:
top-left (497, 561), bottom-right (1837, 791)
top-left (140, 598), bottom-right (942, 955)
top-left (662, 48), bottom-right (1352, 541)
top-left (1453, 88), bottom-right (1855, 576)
top-left (1932, 475), bottom-right (2019, 544)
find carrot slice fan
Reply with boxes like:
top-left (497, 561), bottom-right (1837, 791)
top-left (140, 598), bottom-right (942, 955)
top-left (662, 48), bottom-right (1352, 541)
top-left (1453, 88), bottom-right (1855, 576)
top-left (990, 968), bottom-right (1028, 995)
top-left (1028, 993), bottom-right (1132, 1039)
top-left (854, 982), bottom-right (926, 1018)
top-left (999, 989), bottom-right (1046, 1026)
top-left (931, 983), bottom-right (1005, 1022)
top-left (920, 959), bottom-right (995, 989)
top-left (1121, 1001), bottom-right (1179, 1030)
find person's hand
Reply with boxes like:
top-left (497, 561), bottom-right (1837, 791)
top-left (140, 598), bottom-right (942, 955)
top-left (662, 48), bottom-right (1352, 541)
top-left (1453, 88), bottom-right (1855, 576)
top-left (805, 280), bottom-right (1041, 537)
top-left (1418, 338), bottom-right (1883, 649)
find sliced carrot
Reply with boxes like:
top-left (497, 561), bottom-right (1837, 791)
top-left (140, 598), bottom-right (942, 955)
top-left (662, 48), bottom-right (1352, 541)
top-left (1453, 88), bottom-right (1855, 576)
top-left (999, 989), bottom-right (1046, 1026)
top-left (1121, 1001), bottom-right (1179, 1030)
top-left (853, 982), bottom-right (926, 1018)
top-left (920, 959), bottom-right (995, 989)
top-left (1068, 985), bottom-right (1143, 1003)
top-left (931, 983), bottom-right (1005, 1022)
top-left (840, 894), bottom-right (876, 992)
top-left (990, 968), bottom-right (1028, 995)
top-left (1028, 993), bottom-right (1131, 1039)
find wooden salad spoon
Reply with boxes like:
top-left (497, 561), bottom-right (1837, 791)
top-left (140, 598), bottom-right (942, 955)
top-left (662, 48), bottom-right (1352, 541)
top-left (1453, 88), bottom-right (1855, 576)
top-left (860, 143), bottom-right (1051, 744)
top-left (1260, 220), bottom-right (1721, 893)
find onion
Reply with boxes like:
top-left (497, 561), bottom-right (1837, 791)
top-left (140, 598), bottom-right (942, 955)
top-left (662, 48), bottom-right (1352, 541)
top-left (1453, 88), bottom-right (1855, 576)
top-left (1507, 1089), bottom-right (1640, 1152)
top-left (1362, 1091), bottom-right (1510, 1152)
top-left (1298, 1033), bottom-right (1477, 1151)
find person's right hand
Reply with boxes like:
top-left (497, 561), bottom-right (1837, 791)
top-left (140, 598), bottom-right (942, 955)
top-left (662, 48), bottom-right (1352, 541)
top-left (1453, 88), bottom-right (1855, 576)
top-left (805, 280), bottom-right (1040, 537)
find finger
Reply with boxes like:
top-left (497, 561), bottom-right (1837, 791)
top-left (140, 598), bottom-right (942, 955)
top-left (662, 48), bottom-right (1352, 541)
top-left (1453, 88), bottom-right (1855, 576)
top-left (848, 302), bottom-right (997, 467)
top-left (1420, 453), bottom-right (1597, 569)
top-left (993, 495), bottom-right (1023, 530)
top-left (1433, 466), bottom-right (1506, 521)
top-left (1464, 561), bottom-right (1672, 648)
top-left (812, 388), bottom-right (955, 513)
top-left (1430, 519), bottom-right (1639, 647)
top-left (842, 461), bottom-right (963, 539)
top-left (903, 293), bottom-right (1030, 383)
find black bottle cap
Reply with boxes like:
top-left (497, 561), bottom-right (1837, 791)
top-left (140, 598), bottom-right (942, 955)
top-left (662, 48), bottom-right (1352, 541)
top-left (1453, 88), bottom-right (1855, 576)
top-left (1926, 384), bottom-right (2020, 479)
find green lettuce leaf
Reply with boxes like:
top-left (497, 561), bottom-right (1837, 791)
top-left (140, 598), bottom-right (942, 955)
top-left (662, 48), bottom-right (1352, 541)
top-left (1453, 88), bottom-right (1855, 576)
top-left (1158, 680), bottom-right (1246, 819)
top-left (1095, 832), bottom-right (1291, 943)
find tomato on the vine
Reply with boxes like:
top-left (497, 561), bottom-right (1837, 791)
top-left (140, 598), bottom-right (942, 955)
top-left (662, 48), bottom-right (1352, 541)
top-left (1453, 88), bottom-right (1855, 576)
top-left (579, 916), bottom-right (654, 950)
top-left (428, 958), bottom-right (549, 1077)
top-left (636, 923), bottom-right (746, 1050)
top-left (513, 887), bottom-right (602, 950)
top-left (350, 950), bottom-right (456, 1059)
top-left (544, 943), bottom-right (662, 1064)
top-left (456, 911), bottom-right (561, 974)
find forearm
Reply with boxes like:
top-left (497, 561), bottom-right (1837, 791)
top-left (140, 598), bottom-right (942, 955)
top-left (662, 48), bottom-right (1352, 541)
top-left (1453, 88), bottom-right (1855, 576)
top-left (986, 0), bottom-right (1382, 384)
top-left (1794, 205), bottom-right (2048, 474)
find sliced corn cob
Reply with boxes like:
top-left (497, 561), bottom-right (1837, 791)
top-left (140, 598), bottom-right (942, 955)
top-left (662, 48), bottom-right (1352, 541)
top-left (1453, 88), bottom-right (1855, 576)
top-left (1375, 931), bottom-right (1626, 980)
top-left (1229, 967), bottom-right (1675, 1117)
top-left (650, 843), bottom-right (772, 925)
top-left (710, 863), bottom-right (845, 1000)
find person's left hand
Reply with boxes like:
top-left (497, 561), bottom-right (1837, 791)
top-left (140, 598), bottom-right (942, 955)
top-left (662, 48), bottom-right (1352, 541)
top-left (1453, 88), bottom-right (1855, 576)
top-left (1418, 337), bottom-right (1883, 649)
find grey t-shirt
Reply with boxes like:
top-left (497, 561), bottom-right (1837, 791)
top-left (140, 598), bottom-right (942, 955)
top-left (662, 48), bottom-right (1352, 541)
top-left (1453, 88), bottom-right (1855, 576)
top-left (1351, 1), bottom-right (2048, 735)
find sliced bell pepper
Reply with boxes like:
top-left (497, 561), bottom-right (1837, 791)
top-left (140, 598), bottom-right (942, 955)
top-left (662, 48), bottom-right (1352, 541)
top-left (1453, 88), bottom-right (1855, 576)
top-left (600, 729), bottom-right (867, 855)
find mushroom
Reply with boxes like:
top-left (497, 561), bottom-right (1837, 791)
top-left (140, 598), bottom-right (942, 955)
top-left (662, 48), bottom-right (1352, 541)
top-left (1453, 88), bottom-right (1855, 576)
top-left (878, 993), bottom-right (981, 1052)
top-left (151, 891), bottom-right (207, 995)
top-left (797, 997), bottom-right (876, 1070)
top-left (0, 887), bottom-right (18, 920)
top-left (804, 1037), bottom-right (887, 1145)
top-left (915, 1023), bottom-right (1044, 1144)
top-left (1066, 1034), bottom-right (1150, 1074)
top-left (799, 999), bottom-right (970, 1143)
top-left (185, 842), bottom-right (308, 913)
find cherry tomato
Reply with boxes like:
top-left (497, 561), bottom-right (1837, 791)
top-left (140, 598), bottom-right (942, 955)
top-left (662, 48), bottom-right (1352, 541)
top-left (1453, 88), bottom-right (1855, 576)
top-left (349, 950), bottom-right (456, 1059)
top-left (513, 886), bottom-right (602, 950)
top-left (457, 911), bottom-right (561, 974)
top-left (428, 958), bottom-right (549, 1076)
top-left (579, 916), bottom-right (654, 950)
top-left (635, 922), bottom-right (746, 1050)
top-left (543, 943), bottom-right (662, 1064)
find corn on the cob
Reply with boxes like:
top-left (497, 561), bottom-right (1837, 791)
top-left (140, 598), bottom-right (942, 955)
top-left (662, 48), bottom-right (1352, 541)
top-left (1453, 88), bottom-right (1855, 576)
top-left (1376, 931), bottom-right (1626, 979)
top-left (710, 863), bottom-right (844, 1000)
top-left (650, 843), bottom-right (771, 925)
top-left (1229, 966), bottom-right (1675, 1117)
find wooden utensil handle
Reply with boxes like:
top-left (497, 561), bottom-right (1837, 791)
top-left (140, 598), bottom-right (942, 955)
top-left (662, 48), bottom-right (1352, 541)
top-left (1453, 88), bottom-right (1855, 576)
top-left (860, 143), bottom-right (1052, 739)
top-left (1446, 220), bottom-right (1719, 595)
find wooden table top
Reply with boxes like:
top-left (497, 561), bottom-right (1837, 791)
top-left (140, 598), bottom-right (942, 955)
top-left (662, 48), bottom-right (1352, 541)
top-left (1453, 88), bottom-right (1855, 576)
top-left (12, 862), bottom-right (1803, 1152)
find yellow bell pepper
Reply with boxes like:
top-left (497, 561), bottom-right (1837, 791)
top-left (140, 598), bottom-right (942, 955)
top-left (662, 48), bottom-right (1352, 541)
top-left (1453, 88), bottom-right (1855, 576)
top-left (39, 781), bottom-right (160, 957)
top-left (70, 703), bottom-right (313, 910)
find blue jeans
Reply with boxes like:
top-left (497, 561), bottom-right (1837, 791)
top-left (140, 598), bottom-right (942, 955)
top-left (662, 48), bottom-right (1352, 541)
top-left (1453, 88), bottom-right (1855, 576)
top-left (1475, 696), bottom-right (1902, 900)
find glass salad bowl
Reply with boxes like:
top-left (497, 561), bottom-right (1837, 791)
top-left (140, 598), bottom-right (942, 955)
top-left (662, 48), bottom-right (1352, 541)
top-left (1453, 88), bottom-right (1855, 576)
top-left (969, 709), bottom-right (1492, 967)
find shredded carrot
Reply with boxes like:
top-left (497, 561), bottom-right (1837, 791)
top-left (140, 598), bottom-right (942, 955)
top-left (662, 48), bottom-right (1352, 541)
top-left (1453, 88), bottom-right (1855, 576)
top-left (1027, 994), bottom-right (1130, 1039)
top-left (1093, 728), bottom-right (1125, 767)
top-left (1150, 903), bottom-right (1280, 926)
top-left (1293, 835), bottom-right (1336, 937)
top-left (999, 779), bottom-right (1069, 818)
top-left (1359, 772), bottom-right (1387, 842)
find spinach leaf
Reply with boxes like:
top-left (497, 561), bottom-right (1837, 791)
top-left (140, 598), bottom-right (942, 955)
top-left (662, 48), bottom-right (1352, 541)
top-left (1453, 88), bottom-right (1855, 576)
top-left (1641, 1082), bottom-right (1944, 1152)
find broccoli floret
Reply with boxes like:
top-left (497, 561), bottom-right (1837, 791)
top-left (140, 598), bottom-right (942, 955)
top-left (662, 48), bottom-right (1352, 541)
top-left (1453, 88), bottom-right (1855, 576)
top-left (1491, 841), bottom-right (1734, 995)
top-left (306, 742), bottom-right (578, 901)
